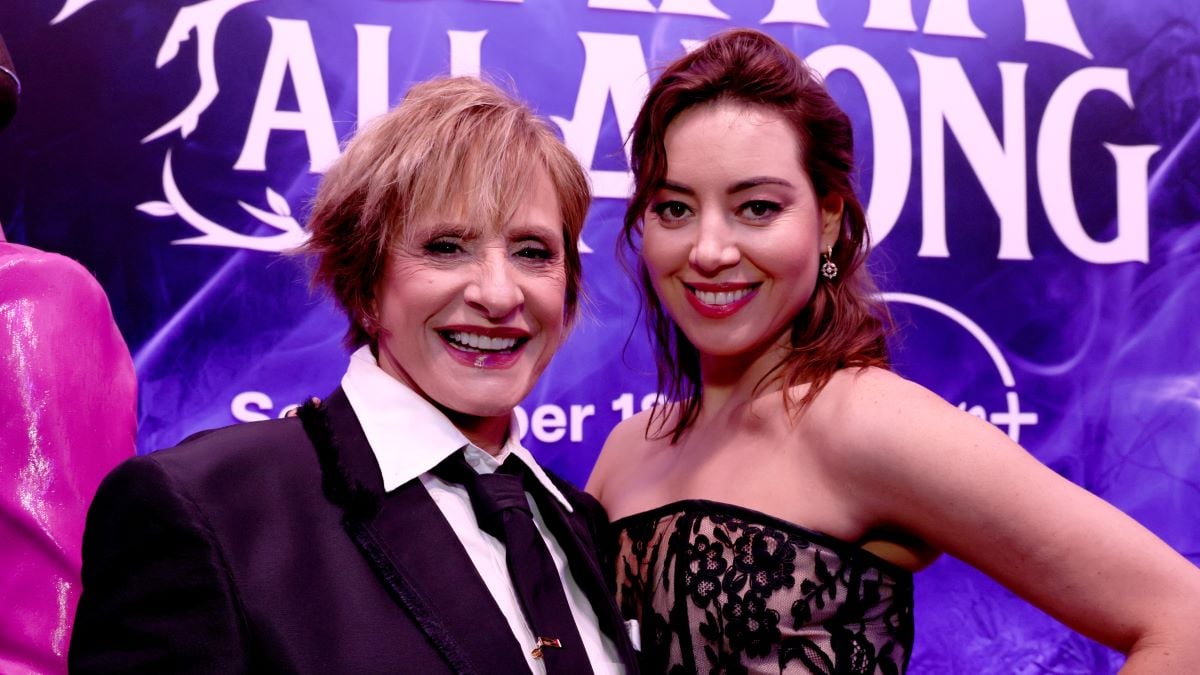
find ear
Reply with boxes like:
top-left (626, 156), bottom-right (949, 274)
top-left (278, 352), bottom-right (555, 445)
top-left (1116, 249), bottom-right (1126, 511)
top-left (361, 293), bottom-right (381, 338)
top-left (819, 195), bottom-right (843, 248)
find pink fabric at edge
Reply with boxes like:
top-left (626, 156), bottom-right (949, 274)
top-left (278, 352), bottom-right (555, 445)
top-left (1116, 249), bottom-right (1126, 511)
top-left (0, 243), bottom-right (136, 674)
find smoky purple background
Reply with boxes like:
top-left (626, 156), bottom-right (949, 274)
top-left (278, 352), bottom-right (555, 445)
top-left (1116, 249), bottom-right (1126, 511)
top-left (1, 1), bottom-right (1197, 671)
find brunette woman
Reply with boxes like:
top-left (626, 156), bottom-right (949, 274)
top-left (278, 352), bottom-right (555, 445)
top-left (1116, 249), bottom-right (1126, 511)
top-left (588, 28), bottom-right (1200, 674)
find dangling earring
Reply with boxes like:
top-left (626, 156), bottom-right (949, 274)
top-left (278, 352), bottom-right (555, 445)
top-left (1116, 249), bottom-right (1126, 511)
top-left (820, 244), bottom-right (838, 280)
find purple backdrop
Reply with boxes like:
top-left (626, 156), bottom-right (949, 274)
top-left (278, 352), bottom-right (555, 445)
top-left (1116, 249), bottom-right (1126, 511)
top-left (2, 0), bottom-right (1198, 671)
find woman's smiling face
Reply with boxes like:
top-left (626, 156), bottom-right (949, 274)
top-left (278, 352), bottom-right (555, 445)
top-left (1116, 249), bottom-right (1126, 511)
top-left (373, 167), bottom-right (568, 420)
top-left (642, 101), bottom-right (842, 361)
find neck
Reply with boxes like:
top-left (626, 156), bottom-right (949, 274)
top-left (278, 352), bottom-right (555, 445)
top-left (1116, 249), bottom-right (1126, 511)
top-left (444, 410), bottom-right (510, 456)
top-left (697, 333), bottom-right (791, 417)
top-left (372, 341), bottom-right (512, 456)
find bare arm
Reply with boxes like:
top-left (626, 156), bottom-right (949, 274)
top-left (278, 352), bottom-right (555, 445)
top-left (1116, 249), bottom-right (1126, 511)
top-left (833, 369), bottom-right (1200, 672)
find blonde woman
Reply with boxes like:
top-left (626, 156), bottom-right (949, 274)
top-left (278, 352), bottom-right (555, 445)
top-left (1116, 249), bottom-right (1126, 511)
top-left (72, 77), bottom-right (637, 674)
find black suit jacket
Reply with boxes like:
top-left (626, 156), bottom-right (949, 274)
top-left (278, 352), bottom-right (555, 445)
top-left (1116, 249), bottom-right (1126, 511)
top-left (69, 388), bottom-right (638, 674)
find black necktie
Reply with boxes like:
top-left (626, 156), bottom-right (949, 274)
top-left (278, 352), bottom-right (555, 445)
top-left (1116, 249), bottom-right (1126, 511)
top-left (433, 451), bottom-right (595, 675)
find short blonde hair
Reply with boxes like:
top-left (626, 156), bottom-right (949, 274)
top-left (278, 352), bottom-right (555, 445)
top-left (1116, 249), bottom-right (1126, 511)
top-left (305, 76), bottom-right (591, 348)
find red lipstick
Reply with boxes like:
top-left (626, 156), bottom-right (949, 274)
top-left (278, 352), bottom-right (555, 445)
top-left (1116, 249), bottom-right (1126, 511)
top-left (683, 282), bottom-right (759, 319)
top-left (438, 326), bottom-right (529, 369)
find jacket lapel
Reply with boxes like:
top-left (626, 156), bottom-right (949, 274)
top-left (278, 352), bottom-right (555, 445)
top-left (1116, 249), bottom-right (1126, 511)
top-left (299, 388), bottom-right (531, 675)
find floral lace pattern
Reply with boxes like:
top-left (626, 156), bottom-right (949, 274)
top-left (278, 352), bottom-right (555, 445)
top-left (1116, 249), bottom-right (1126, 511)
top-left (614, 500), bottom-right (913, 674)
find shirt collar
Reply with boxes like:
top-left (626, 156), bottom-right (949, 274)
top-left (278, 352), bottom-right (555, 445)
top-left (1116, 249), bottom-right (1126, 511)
top-left (340, 345), bottom-right (572, 511)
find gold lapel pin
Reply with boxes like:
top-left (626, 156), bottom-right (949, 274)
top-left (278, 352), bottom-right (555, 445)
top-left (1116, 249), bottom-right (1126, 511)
top-left (531, 637), bottom-right (562, 659)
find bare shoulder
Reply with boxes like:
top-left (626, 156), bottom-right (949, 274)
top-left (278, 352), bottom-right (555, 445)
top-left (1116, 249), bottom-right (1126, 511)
top-left (801, 366), bottom-right (1034, 518)
top-left (807, 367), bottom-right (960, 463)
top-left (827, 365), bottom-right (946, 415)
top-left (586, 408), bottom-right (662, 501)
top-left (608, 408), bottom-right (661, 448)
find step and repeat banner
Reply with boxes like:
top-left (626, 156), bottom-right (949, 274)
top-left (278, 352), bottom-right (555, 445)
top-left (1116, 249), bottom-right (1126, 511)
top-left (2, 0), bottom-right (1197, 671)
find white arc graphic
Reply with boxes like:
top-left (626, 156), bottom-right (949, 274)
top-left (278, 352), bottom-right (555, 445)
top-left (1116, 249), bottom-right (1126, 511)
top-left (882, 292), bottom-right (1038, 441)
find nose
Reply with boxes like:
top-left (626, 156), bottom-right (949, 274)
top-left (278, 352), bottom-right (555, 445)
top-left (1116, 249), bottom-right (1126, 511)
top-left (688, 213), bottom-right (741, 274)
top-left (464, 250), bottom-right (524, 320)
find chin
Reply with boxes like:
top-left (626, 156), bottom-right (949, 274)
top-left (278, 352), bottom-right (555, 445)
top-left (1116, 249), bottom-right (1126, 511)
top-left (449, 399), bottom-right (524, 419)
top-left (683, 328), bottom-right (787, 360)
top-left (435, 384), bottom-right (530, 419)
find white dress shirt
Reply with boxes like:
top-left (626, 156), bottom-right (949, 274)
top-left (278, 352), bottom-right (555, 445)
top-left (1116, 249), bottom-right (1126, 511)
top-left (341, 346), bottom-right (622, 674)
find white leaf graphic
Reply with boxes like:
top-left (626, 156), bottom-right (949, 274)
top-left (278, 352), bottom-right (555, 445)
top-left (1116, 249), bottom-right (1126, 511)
top-left (155, 149), bottom-right (309, 252)
top-left (137, 201), bottom-right (177, 217)
top-left (50, 0), bottom-right (102, 24)
top-left (266, 187), bottom-right (292, 217)
top-left (239, 201), bottom-right (301, 234)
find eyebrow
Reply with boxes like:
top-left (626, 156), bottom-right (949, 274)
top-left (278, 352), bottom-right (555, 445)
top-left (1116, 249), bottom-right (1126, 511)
top-left (427, 222), bottom-right (484, 237)
top-left (508, 223), bottom-right (560, 242)
top-left (402, 221), bottom-right (482, 245)
top-left (660, 176), bottom-right (795, 196)
top-left (730, 177), bottom-right (795, 193)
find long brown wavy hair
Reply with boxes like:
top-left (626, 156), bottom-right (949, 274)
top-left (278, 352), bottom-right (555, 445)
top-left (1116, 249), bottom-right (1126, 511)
top-left (623, 29), bottom-right (892, 442)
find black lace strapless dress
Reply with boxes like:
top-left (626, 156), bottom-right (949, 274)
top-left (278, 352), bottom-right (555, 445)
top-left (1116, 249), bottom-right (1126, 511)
top-left (613, 500), bottom-right (913, 674)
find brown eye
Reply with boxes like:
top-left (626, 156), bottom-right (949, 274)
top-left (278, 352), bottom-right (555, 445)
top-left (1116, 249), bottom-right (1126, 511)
top-left (516, 245), bottom-right (551, 260)
top-left (739, 200), bottom-right (781, 220)
top-left (424, 239), bottom-right (462, 255)
top-left (652, 201), bottom-right (692, 222)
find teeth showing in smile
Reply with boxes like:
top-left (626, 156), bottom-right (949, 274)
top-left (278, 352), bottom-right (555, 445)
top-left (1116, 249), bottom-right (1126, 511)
top-left (691, 287), bottom-right (754, 306)
top-left (445, 331), bottom-right (520, 352)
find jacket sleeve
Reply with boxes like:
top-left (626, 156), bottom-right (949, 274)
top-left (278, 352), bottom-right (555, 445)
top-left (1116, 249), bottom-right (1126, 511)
top-left (69, 455), bottom-right (250, 674)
